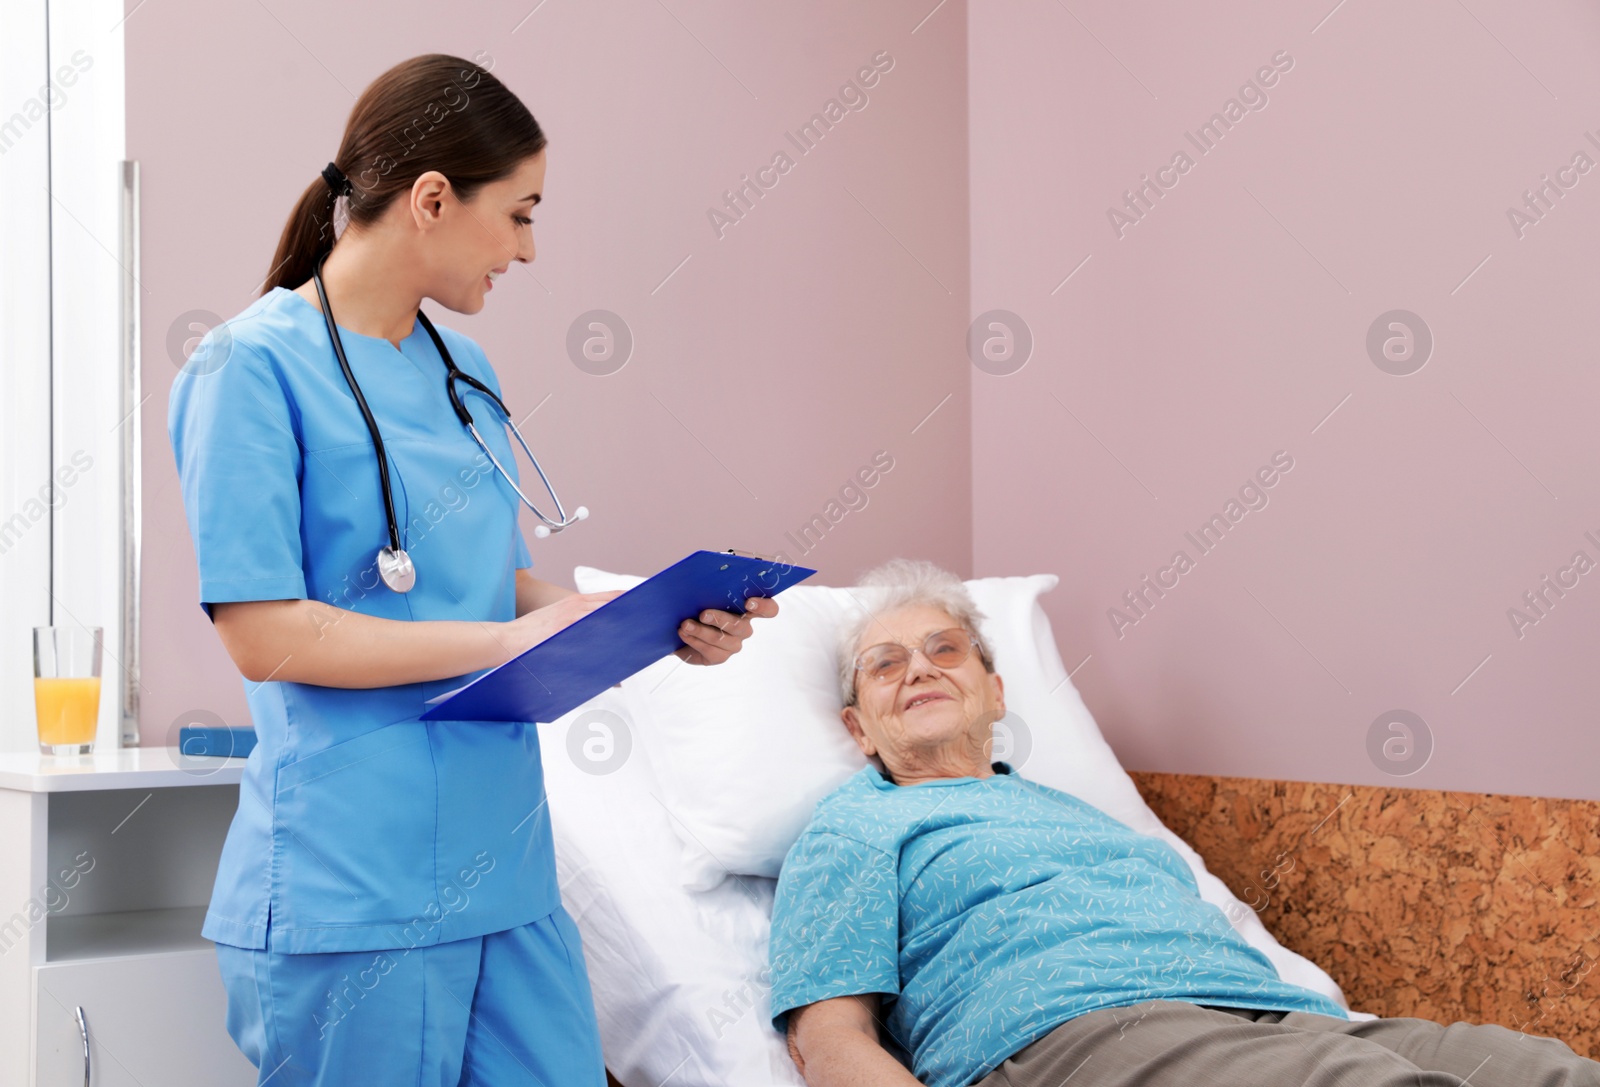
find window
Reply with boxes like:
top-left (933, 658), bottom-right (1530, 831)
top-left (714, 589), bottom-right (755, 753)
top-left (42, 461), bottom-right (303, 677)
top-left (0, 0), bottom-right (132, 752)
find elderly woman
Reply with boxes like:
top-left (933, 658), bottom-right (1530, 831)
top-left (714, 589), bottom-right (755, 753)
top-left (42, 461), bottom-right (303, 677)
top-left (767, 560), bottom-right (1600, 1087)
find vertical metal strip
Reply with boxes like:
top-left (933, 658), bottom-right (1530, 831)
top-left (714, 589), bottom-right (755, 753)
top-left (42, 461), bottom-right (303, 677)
top-left (119, 159), bottom-right (141, 747)
top-left (44, 5), bottom-right (54, 628)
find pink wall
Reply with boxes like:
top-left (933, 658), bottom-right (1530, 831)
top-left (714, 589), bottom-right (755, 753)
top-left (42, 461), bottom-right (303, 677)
top-left (131, 0), bottom-right (1600, 804)
top-left (131, 2), bottom-right (971, 746)
top-left (970, 0), bottom-right (1600, 801)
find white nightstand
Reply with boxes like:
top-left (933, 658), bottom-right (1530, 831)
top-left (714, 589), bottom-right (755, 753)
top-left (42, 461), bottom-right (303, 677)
top-left (0, 747), bottom-right (256, 1085)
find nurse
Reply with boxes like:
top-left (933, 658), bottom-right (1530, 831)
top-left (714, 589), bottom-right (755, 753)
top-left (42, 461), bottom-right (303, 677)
top-left (167, 53), bottom-right (777, 1086)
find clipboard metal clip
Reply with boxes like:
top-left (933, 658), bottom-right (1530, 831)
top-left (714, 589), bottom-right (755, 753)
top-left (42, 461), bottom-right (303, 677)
top-left (720, 547), bottom-right (797, 594)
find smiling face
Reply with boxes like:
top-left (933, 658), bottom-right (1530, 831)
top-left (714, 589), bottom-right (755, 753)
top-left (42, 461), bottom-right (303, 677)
top-left (409, 150), bottom-right (545, 314)
top-left (841, 604), bottom-right (1005, 784)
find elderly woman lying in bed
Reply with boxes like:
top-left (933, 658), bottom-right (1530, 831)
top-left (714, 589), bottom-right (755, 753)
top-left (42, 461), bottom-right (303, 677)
top-left (768, 560), bottom-right (1600, 1087)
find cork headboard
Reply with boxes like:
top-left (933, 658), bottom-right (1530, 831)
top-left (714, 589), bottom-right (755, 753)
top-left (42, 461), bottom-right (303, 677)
top-left (1130, 772), bottom-right (1600, 1058)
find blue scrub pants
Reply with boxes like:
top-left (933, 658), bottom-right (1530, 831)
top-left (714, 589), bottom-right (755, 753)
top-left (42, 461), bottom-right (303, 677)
top-left (215, 906), bottom-right (607, 1086)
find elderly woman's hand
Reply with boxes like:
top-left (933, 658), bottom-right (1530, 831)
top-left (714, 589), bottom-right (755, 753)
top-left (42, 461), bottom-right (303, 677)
top-left (674, 596), bottom-right (779, 665)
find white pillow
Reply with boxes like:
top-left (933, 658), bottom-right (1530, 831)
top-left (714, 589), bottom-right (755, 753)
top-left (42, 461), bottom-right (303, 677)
top-left (573, 565), bottom-right (1365, 1014)
top-left (573, 569), bottom-right (866, 888)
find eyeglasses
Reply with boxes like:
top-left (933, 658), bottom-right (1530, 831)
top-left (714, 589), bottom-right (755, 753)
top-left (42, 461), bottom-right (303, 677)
top-left (852, 628), bottom-right (979, 696)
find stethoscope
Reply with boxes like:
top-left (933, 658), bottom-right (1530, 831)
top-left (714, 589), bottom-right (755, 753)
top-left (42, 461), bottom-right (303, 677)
top-left (312, 251), bottom-right (588, 593)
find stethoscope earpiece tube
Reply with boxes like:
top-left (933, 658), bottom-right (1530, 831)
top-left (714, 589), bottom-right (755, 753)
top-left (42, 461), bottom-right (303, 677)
top-left (414, 308), bottom-right (587, 538)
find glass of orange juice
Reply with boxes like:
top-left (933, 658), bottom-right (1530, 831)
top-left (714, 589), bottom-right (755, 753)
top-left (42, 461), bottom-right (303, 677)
top-left (33, 626), bottom-right (102, 756)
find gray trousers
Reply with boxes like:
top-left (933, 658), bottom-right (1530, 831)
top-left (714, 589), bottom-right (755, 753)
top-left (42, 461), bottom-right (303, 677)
top-left (975, 1000), bottom-right (1600, 1087)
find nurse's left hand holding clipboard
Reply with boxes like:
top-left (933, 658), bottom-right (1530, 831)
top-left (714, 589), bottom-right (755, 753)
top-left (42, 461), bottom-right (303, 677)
top-left (208, 570), bottom-right (777, 689)
top-left (511, 570), bottom-right (779, 666)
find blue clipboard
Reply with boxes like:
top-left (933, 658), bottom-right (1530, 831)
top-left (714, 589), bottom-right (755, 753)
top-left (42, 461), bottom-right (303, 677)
top-left (420, 550), bottom-right (816, 724)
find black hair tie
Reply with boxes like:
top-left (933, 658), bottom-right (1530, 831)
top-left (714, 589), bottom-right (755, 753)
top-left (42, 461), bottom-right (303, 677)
top-left (321, 161), bottom-right (353, 197)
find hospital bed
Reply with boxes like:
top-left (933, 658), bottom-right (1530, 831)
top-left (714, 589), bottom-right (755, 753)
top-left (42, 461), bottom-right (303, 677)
top-left (536, 568), bottom-right (1371, 1087)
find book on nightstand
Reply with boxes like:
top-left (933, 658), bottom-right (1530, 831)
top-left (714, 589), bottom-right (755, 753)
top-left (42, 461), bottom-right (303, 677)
top-left (177, 726), bottom-right (257, 758)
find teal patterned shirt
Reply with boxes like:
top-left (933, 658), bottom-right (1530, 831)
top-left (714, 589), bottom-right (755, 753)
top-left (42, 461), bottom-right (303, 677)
top-left (768, 762), bottom-right (1346, 1087)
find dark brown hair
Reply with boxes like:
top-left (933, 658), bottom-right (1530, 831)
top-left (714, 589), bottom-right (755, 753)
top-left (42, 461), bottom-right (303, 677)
top-left (262, 53), bottom-right (546, 295)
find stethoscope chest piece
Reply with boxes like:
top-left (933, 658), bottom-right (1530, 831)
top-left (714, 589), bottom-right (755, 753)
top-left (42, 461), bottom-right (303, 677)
top-left (377, 546), bottom-right (416, 593)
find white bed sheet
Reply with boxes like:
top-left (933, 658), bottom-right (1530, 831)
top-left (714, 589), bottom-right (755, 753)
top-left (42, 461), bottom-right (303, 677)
top-left (542, 686), bottom-right (805, 1087)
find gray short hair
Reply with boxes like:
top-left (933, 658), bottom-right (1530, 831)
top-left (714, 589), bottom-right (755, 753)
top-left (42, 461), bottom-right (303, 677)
top-left (839, 559), bottom-right (995, 706)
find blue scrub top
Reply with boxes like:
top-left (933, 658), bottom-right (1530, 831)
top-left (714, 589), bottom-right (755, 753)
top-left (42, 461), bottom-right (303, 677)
top-left (168, 286), bottom-right (560, 954)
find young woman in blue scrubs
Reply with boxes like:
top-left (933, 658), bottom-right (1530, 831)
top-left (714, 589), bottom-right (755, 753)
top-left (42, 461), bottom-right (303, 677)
top-left (168, 53), bottom-right (777, 1086)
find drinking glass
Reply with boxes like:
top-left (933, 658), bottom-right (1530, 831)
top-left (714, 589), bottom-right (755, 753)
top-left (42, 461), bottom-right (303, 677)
top-left (34, 626), bottom-right (102, 756)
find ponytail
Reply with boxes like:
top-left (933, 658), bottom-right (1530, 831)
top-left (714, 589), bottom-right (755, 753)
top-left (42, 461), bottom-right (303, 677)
top-left (261, 53), bottom-right (546, 296)
top-left (263, 179), bottom-right (341, 296)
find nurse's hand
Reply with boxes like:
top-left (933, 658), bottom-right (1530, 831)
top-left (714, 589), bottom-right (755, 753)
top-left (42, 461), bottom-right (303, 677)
top-left (504, 590), bottom-right (624, 658)
top-left (674, 596), bottom-right (780, 666)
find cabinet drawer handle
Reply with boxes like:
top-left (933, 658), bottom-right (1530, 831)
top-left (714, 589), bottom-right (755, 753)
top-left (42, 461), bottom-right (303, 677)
top-left (74, 1005), bottom-right (90, 1087)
